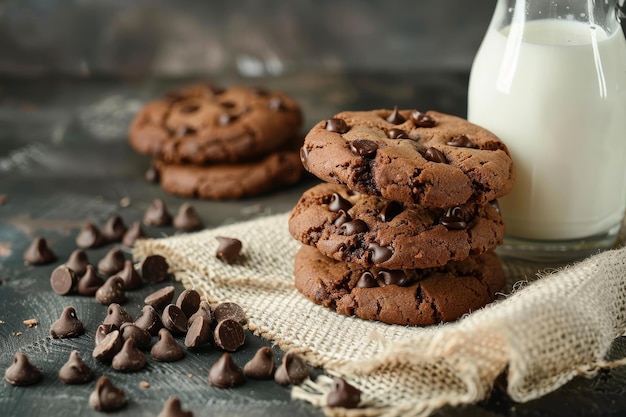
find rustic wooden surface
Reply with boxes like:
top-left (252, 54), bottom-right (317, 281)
top-left (1, 72), bottom-right (626, 417)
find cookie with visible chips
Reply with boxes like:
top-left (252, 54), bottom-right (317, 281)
top-left (300, 109), bottom-right (514, 208)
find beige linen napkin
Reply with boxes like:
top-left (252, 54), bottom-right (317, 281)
top-left (135, 212), bottom-right (626, 417)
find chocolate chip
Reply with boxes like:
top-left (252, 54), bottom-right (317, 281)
top-left (440, 206), bottom-right (467, 230)
top-left (159, 397), bottom-right (194, 417)
top-left (187, 301), bottom-right (214, 327)
top-left (327, 377), bottom-right (361, 409)
top-left (112, 339), bottom-right (146, 372)
top-left (135, 305), bottom-right (164, 336)
top-left (243, 346), bottom-right (275, 379)
top-left (213, 302), bottom-right (246, 324)
top-left (173, 203), bottom-right (203, 231)
top-left (340, 219), bottom-right (369, 235)
top-left (356, 271), bottom-right (378, 288)
top-left (367, 242), bottom-right (393, 264)
top-left (176, 289), bottom-right (202, 318)
top-left (122, 221), bottom-right (147, 247)
top-left (299, 146), bottom-right (310, 171)
top-left (144, 285), bottom-right (176, 311)
top-left (490, 199), bottom-right (501, 214)
top-left (377, 270), bottom-right (408, 286)
top-left (120, 322), bottom-right (152, 351)
top-left (141, 254), bottom-right (169, 283)
top-left (76, 222), bottom-right (106, 249)
top-left (23, 237), bottom-right (56, 265)
top-left (423, 147), bottom-right (448, 163)
top-left (328, 193), bottom-right (352, 213)
top-left (95, 323), bottom-right (118, 346)
top-left (350, 139), bottom-right (378, 158)
top-left (143, 198), bottom-right (172, 226)
top-left (184, 316), bottom-right (212, 349)
top-left (411, 110), bottom-right (436, 127)
top-left (333, 210), bottom-right (351, 227)
top-left (50, 306), bottom-right (85, 339)
top-left (175, 125), bottom-right (197, 137)
top-left (325, 118), bottom-right (349, 134)
top-left (161, 304), bottom-right (188, 335)
top-left (180, 104), bottom-right (200, 113)
top-left (380, 201), bottom-right (403, 222)
top-left (268, 96), bottom-right (285, 111)
top-left (59, 350), bottom-right (93, 384)
top-left (274, 351), bottom-right (310, 385)
top-left (92, 330), bottom-right (123, 362)
top-left (221, 101), bottom-right (236, 109)
top-left (77, 265), bottom-right (104, 296)
top-left (209, 353), bottom-right (245, 388)
top-left (102, 215), bottom-right (127, 243)
top-left (387, 128), bottom-right (409, 139)
top-left (385, 106), bottom-right (406, 124)
top-left (447, 134), bottom-right (476, 148)
top-left (145, 165), bottom-right (160, 183)
top-left (215, 236), bottom-right (242, 264)
top-left (64, 249), bottom-right (90, 277)
top-left (50, 265), bottom-right (77, 295)
top-left (103, 303), bottom-right (133, 328)
top-left (213, 319), bottom-right (245, 352)
top-left (89, 376), bottom-right (127, 412)
top-left (218, 113), bottom-right (235, 126)
top-left (95, 276), bottom-right (126, 305)
top-left (4, 352), bottom-right (42, 386)
top-left (151, 328), bottom-right (185, 362)
top-left (97, 248), bottom-right (126, 276)
top-left (117, 260), bottom-right (142, 290)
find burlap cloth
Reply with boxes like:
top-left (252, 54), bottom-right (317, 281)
top-left (134, 212), bottom-right (626, 417)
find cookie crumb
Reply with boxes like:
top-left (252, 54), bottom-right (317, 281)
top-left (12, 331), bottom-right (23, 337)
top-left (188, 373), bottom-right (193, 379)
top-left (139, 381), bottom-right (150, 389)
top-left (23, 318), bottom-right (38, 327)
top-left (119, 197), bottom-right (131, 208)
top-left (0, 320), bottom-right (5, 324)
top-left (0, 194), bottom-right (8, 205)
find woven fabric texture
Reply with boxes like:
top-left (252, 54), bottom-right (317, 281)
top-left (134, 212), bottom-right (626, 417)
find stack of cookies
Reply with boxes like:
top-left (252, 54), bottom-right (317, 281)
top-left (128, 84), bottom-right (305, 199)
top-left (289, 108), bottom-right (515, 325)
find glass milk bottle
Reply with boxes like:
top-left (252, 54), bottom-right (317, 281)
top-left (468, 0), bottom-right (626, 261)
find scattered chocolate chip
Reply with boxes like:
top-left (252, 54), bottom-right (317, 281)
top-left (274, 351), bottom-right (310, 385)
top-left (327, 377), bottom-right (361, 409)
top-left (23, 237), bottom-right (56, 265)
top-left (59, 350), bottom-right (93, 384)
top-left (440, 206), bottom-right (467, 230)
top-left (411, 110), bottom-right (436, 127)
top-left (490, 199), bottom-right (501, 214)
top-left (377, 270), bottom-right (408, 286)
top-left (184, 316), bottom-right (212, 349)
top-left (64, 249), bottom-right (90, 277)
top-left (213, 319), bottom-right (245, 352)
top-left (215, 237), bottom-right (242, 264)
top-left (97, 248), bottom-right (126, 276)
top-left (243, 346), bottom-right (275, 379)
top-left (116, 260), bottom-right (142, 290)
top-left (356, 271), bottom-right (378, 288)
top-left (187, 301), bottom-right (214, 327)
top-left (50, 306), bottom-right (85, 339)
top-left (103, 303), bottom-right (133, 328)
top-left (76, 222), bottom-right (106, 249)
top-left (143, 199), bottom-right (172, 226)
top-left (122, 221), bottom-right (147, 247)
top-left (176, 289), bottom-right (202, 318)
top-left (162, 304), bottom-right (188, 335)
top-left (102, 215), bottom-right (127, 243)
top-left (447, 134), bottom-right (476, 148)
top-left (380, 201), bottom-right (403, 222)
top-left (112, 339), bottom-right (146, 372)
top-left (4, 352), bottom-right (42, 386)
top-left (340, 219), bottom-right (369, 235)
top-left (50, 265), bottom-right (77, 295)
top-left (145, 165), bottom-right (160, 183)
top-left (141, 254), bottom-right (169, 283)
top-left (173, 203), bottom-right (203, 231)
top-left (158, 397), bottom-right (194, 417)
top-left (387, 128), bottom-right (409, 139)
top-left (268, 96), bottom-right (285, 111)
top-left (328, 193), bottom-right (352, 213)
top-left (333, 210), bottom-right (351, 227)
top-left (423, 147), bottom-right (448, 163)
top-left (95, 276), bottom-right (126, 305)
top-left (120, 322), bottom-right (152, 351)
top-left (325, 118), bottom-right (349, 134)
top-left (180, 104), bottom-right (200, 114)
top-left (92, 330), bottom-right (124, 362)
top-left (350, 139), bottom-right (378, 158)
top-left (89, 376), bottom-right (127, 412)
top-left (367, 242), bottom-right (393, 264)
top-left (77, 265), bottom-right (104, 296)
top-left (208, 353), bottom-right (245, 388)
top-left (151, 328), bottom-right (185, 362)
top-left (299, 146), bottom-right (310, 171)
top-left (213, 302), bottom-right (246, 324)
top-left (385, 106), bottom-right (406, 124)
top-left (95, 323), bottom-right (118, 346)
top-left (135, 305), bottom-right (164, 336)
top-left (145, 286), bottom-right (176, 311)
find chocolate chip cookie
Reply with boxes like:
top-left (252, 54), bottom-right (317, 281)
top-left (300, 109), bottom-right (514, 208)
top-left (153, 151), bottom-right (303, 200)
top-left (289, 183), bottom-right (504, 270)
top-left (294, 245), bottom-right (504, 326)
top-left (129, 84), bottom-right (303, 164)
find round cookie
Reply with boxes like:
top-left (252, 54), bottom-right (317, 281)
top-left (129, 83), bottom-right (303, 164)
top-left (153, 151), bottom-right (303, 200)
top-left (294, 245), bottom-right (504, 326)
top-left (300, 109), bottom-right (514, 208)
top-left (289, 183), bottom-right (504, 270)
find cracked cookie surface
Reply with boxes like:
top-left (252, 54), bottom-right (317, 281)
top-left (300, 109), bottom-right (514, 208)
top-left (289, 183), bottom-right (505, 269)
top-left (129, 84), bottom-right (303, 164)
top-left (294, 245), bottom-right (504, 326)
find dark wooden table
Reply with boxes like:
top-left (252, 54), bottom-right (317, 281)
top-left (1, 72), bottom-right (626, 417)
